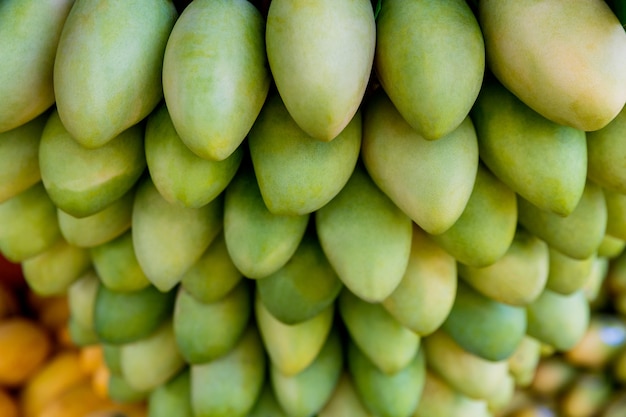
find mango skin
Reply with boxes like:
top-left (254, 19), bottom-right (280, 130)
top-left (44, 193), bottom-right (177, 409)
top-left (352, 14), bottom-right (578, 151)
top-left (587, 105), bottom-right (626, 194)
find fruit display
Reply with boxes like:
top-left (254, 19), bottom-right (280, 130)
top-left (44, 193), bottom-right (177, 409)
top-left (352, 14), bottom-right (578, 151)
top-left (1, 0), bottom-right (626, 416)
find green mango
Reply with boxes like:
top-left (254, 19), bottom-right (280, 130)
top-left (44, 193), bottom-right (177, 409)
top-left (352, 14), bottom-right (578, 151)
top-left (318, 372), bottom-right (374, 417)
top-left (430, 164), bottom-right (518, 267)
top-left (255, 292), bottom-right (334, 376)
top-left (191, 325), bottom-right (266, 417)
top-left (479, 0), bottom-right (626, 131)
top-left (604, 188), bottom-right (626, 240)
top-left (382, 224), bottom-right (457, 336)
top-left (545, 248), bottom-right (595, 295)
top-left (0, 0), bottom-right (73, 132)
top-left (442, 281), bottom-right (527, 361)
top-left (584, 256), bottom-right (610, 304)
top-left (458, 227), bottom-right (549, 306)
top-left (223, 164), bottom-right (309, 279)
top-left (339, 289), bottom-right (420, 375)
top-left (248, 93), bottom-right (362, 215)
top-left (145, 102), bottom-right (242, 207)
top-left (375, 0), bottom-right (484, 140)
top-left (526, 289), bottom-right (590, 352)
top-left (362, 91), bottom-right (479, 234)
top-left (148, 368), bottom-right (194, 417)
top-left (173, 282), bottom-right (251, 365)
top-left (247, 384), bottom-right (289, 417)
top-left (39, 110), bottom-right (146, 218)
top-left (588, 105), bottom-right (626, 194)
top-left (163, 0), bottom-right (269, 161)
top-left (256, 231), bottom-right (342, 324)
top-left (103, 344), bottom-right (123, 376)
top-left (0, 182), bottom-right (61, 262)
top-left (518, 181), bottom-right (607, 260)
top-left (507, 335), bottom-right (542, 388)
top-left (181, 231), bottom-right (243, 304)
top-left (0, 112), bottom-right (47, 202)
top-left (132, 176), bottom-right (223, 292)
top-left (598, 234), bottom-right (626, 259)
top-left (471, 76), bottom-right (587, 216)
top-left (266, 0), bottom-right (375, 141)
top-left (67, 315), bottom-right (100, 347)
top-left (486, 373), bottom-right (516, 415)
top-left (93, 283), bottom-right (176, 345)
top-left (67, 270), bottom-right (100, 332)
top-left (89, 231), bottom-right (151, 293)
top-left (271, 329), bottom-right (343, 417)
top-left (316, 165), bottom-right (412, 302)
top-left (54, 0), bottom-right (177, 148)
top-left (107, 372), bottom-right (149, 403)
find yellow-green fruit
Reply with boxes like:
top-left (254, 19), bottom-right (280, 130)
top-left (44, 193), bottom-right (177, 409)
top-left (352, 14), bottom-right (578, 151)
top-left (148, 368), bottom-right (193, 417)
top-left (248, 94), bottom-right (362, 215)
top-left (318, 373), bottom-right (374, 417)
top-left (316, 165), bottom-right (412, 303)
top-left (487, 374), bottom-right (516, 415)
top-left (530, 356), bottom-right (579, 398)
top-left (54, 0), bottom-right (177, 148)
top-left (479, 0), bottom-right (626, 131)
top-left (0, 0), bottom-right (74, 132)
top-left (508, 336), bottom-right (542, 388)
top-left (67, 315), bottom-right (99, 347)
top-left (604, 188), bottom-right (626, 240)
top-left (266, 0), bottom-right (375, 142)
top-left (107, 372), bottom-right (149, 404)
top-left (375, 0), bottom-right (485, 140)
top-left (362, 91), bottom-right (479, 235)
top-left (67, 270), bottom-right (100, 333)
top-left (598, 234), bottom-right (626, 259)
top-left (102, 344), bottom-right (123, 376)
top-left (471, 76), bottom-right (587, 216)
top-left (247, 384), bottom-right (288, 417)
top-left (545, 248), bottom-right (595, 295)
top-left (588, 105), bottom-right (626, 194)
top-left (163, 0), bottom-right (269, 161)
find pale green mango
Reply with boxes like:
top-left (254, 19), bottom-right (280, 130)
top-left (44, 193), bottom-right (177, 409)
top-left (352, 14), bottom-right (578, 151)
top-left (248, 94), bottom-right (362, 215)
top-left (67, 315), bottom-right (99, 347)
top-left (604, 188), bottom-right (626, 240)
top-left (588, 105), bottom-right (626, 194)
top-left (223, 164), bottom-right (309, 279)
top-left (546, 248), bottom-right (595, 295)
top-left (598, 234), bottom-right (626, 259)
top-left (0, 0), bottom-right (74, 132)
top-left (54, 0), bottom-right (177, 148)
top-left (458, 228), bottom-right (549, 306)
top-left (471, 76), bottom-right (587, 216)
top-left (148, 369), bottom-right (194, 417)
top-left (67, 270), bottom-right (100, 332)
top-left (507, 335), bottom-right (542, 388)
top-left (163, 0), bottom-right (269, 160)
top-left (442, 281), bottom-right (527, 361)
top-left (145, 102), bottom-right (242, 207)
top-left (316, 165), bottom-right (412, 302)
top-left (256, 231), bottom-right (342, 324)
top-left (375, 0), bottom-right (485, 140)
top-left (362, 91), bottom-right (479, 234)
top-left (266, 0), bottom-right (375, 141)
top-left (430, 164), bottom-right (517, 267)
top-left (487, 373), bottom-right (516, 415)
top-left (318, 373), bottom-right (374, 417)
top-left (247, 384), bottom-right (289, 417)
top-left (39, 110), bottom-right (146, 218)
top-left (132, 176), bottom-right (223, 292)
top-left (0, 182), bottom-right (61, 262)
top-left (191, 325), bottom-right (266, 417)
top-left (102, 344), bottom-right (123, 376)
top-left (339, 289), bottom-right (420, 375)
top-left (108, 372), bottom-right (149, 403)
top-left (584, 256), bottom-right (610, 304)
top-left (518, 181), bottom-right (607, 260)
top-left (479, 0), bottom-right (626, 131)
top-left (173, 283), bottom-right (251, 365)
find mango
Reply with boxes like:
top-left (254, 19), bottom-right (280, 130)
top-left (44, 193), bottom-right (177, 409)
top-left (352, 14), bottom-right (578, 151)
top-left (0, 318), bottom-right (52, 387)
top-left (318, 372), bottom-right (374, 417)
top-left (67, 270), bottom-right (100, 333)
top-left (106, 372), bottom-right (149, 404)
top-left (247, 384), bottom-right (289, 417)
top-left (588, 104), bottom-right (626, 194)
top-left (148, 368), bottom-right (193, 417)
top-left (604, 188), bottom-right (626, 240)
top-left (546, 249), bottom-right (595, 295)
top-left (507, 336), bottom-right (542, 388)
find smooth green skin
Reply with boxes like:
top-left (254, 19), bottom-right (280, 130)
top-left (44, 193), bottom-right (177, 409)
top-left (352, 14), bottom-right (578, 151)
top-left (348, 342), bottom-right (426, 417)
top-left (0, 182), bottom-right (61, 262)
top-left (93, 283), bottom-right (176, 345)
top-left (375, 0), bottom-right (485, 140)
top-left (132, 177), bottom-right (223, 292)
top-left (339, 289), bottom-right (420, 375)
top-left (431, 164), bottom-right (518, 268)
top-left (181, 232), bottom-right (243, 304)
top-left (54, 0), bottom-right (177, 148)
top-left (585, 257), bottom-right (610, 305)
top-left (248, 94), bottom-right (362, 215)
top-left (223, 165), bottom-right (309, 279)
top-left (89, 231), bottom-right (151, 292)
top-left (0, 112), bottom-right (47, 203)
top-left (471, 77), bottom-right (587, 217)
top-left (599, 234), bottom-right (626, 259)
top-left (173, 282), bottom-right (251, 364)
top-left (22, 237), bottom-right (91, 297)
top-left (526, 289), bottom-right (590, 352)
top-left (362, 91), bottom-right (479, 235)
top-left (39, 110), bottom-right (146, 218)
top-left (67, 270), bottom-right (100, 331)
top-left (266, 0), bottom-right (375, 142)
top-left (256, 231), bottom-right (342, 324)
top-left (271, 329), bottom-right (343, 417)
top-left (458, 228), bottom-right (549, 307)
top-left (479, 0), bottom-right (626, 131)
top-left (588, 105), bottom-right (626, 194)
top-left (145, 102), bottom-right (242, 208)
top-left (316, 165), bottom-right (412, 303)
top-left (442, 281), bottom-right (527, 362)
top-left (67, 315), bottom-right (99, 347)
top-left (163, 0), bottom-right (268, 161)
top-left (487, 374), bottom-right (515, 415)
top-left (546, 248), bottom-right (595, 295)
top-left (605, 188), bottom-right (626, 240)
top-left (148, 368), bottom-right (194, 417)
top-left (518, 181), bottom-right (607, 260)
top-left (247, 384), bottom-right (289, 417)
top-left (318, 372), bottom-right (374, 417)
top-left (255, 292), bottom-right (334, 377)
top-left (0, 0), bottom-right (73, 132)
top-left (120, 320), bottom-right (186, 392)
top-left (103, 344), bottom-right (123, 376)
top-left (108, 372), bottom-right (149, 403)
top-left (191, 325), bottom-right (266, 417)
top-left (382, 224), bottom-right (457, 336)
top-left (507, 335), bottom-right (542, 388)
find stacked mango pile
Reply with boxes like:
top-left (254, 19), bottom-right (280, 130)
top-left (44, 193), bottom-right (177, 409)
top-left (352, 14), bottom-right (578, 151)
top-left (1, 0), bottom-right (626, 416)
